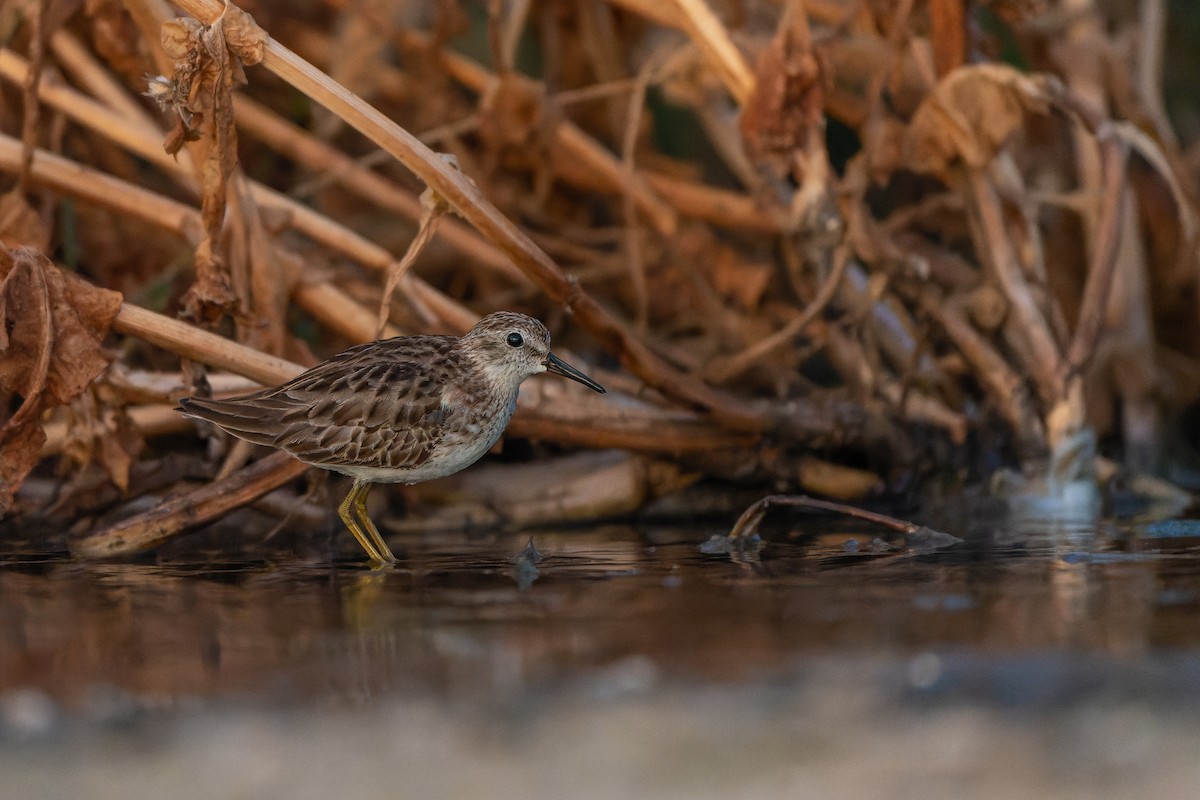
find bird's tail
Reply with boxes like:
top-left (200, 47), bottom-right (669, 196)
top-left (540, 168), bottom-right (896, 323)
top-left (177, 396), bottom-right (279, 447)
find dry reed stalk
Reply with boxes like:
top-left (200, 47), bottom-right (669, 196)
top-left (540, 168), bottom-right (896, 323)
top-left (72, 451), bottom-right (309, 557)
top-left (606, 0), bottom-right (755, 102)
top-left (911, 287), bottom-right (1043, 446)
top-left (393, 24), bottom-right (771, 234)
top-left (316, 24), bottom-right (782, 234)
top-left (112, 301), bottom-right (301, 386)
top-left (642, 171), bottom-right (786, 234)
top-left (385, 27), bottom-right (679, 236)
top-left (963, 168), bottom-right (1065, 408)
top-left (230, 94), bottom-right (529, 286)
top-left (0, 134), bottom-right (203, 241)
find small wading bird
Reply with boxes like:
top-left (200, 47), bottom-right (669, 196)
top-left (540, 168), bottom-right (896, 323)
top-left (178, 312), bottom-right (605, 564)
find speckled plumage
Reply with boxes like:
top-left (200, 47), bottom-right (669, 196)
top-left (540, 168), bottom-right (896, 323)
top-left (178, 312), bottom-right (605, 564)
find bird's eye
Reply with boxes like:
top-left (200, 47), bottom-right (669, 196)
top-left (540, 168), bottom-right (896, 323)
top-left (506, 332), bottom-right (524, 348)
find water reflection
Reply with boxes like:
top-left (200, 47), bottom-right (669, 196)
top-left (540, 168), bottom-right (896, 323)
top-left (0, 514), bottom-right (1197, 712)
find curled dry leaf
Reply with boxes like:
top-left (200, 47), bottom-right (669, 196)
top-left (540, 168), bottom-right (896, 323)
top-left (738, 8), bottom-right (823, 184)
top-left (0, 246), bottom-right (122, 513)
top-left (712, 247), bottom-right (772, 312)
top-left (478, 73), bottom-right (548, 167)
top-left (159, 8), bottom-right (265, 327)
top-left (906, 64), bottom-right (1052, 178)
top-left (219, 4), bottom-right (268, 66)
top-left (84, 0), bottom-right (150, 85)
top-left (96, 408), bottom-right (144, 492)
top-left (860, 113), bottom-right (909, 185)
top-left (61, 393), bottom-right (146, 496)
top-left (0, 189), bottom-right (51, 250)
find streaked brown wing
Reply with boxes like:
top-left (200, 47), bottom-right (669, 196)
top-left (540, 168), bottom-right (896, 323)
top-left (180, 337), bottom-right (457, 471)
top-left (274, 359), bottom-right (450, 470)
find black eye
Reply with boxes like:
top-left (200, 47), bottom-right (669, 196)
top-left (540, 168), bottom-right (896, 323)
top-left (506, 332), bottom-right (524, 348)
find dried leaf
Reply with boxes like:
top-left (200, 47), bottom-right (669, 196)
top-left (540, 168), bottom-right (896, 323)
top-left (95, 409), bottom-right (144, 493)
top-left (861, 112), bottom-right (908, 185)
top-left (220, 4), bottom-right (267, 66)
top-left (0, 250), bottom-right (52, 409)
top-left (181, 253), bottom-right (238, 326)
top-left (738, 8), bottom-right (823, 182)
top-left (712, 248), bottom-right (771, 311)
top-left (1, 249), bottom-right (121, 405)
top-left (0, 190), bottom-right (50, 250)
top-left (162, 116), bottom-right (197, 156)
top-left (160, 17), bottom-right (202, 60)
top-left (739, 7), bottom-right (832, 229)
top-left (160, 12), bottom-right (255, 327)
top-left (0, 424), bottom-right (44, 515)
top-left (478, 74), bottom-right (547, 162)
top-left (906, 65), bottom-right (1051, 177)
top-left (0, 246), bottom-right (121, 513)
top-left (60, 393), bottom-right (144, 495)
top-left (84, 0), bottom-right (149, 84)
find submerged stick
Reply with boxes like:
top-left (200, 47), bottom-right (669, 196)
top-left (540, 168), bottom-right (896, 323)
top-left (728, 493), bottom-right (959, 548)
top-left (72, 451), bottom-right (309, 558)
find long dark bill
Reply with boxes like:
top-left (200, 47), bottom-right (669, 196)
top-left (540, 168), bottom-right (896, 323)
top-left (545, 352), bottom-right (606, 393)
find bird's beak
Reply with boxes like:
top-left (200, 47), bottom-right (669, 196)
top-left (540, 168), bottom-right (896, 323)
top-left (544, 353), bottom-right (606, 393)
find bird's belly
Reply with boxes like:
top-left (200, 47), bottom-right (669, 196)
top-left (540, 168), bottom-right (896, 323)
top-left (330, 418), bottom-right (506, 485)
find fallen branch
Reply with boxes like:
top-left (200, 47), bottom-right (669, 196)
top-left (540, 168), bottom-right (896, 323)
top-left (72, 450), bottom-right (308, 557)
top-left (727, 494), bottom-right (960, 549)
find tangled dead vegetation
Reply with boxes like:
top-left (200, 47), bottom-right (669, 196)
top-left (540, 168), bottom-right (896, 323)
top-left (1, 1), bottom-right (1198, 554)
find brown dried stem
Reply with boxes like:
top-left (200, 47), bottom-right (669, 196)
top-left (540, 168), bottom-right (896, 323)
top-left (112, 301), bottom-right (301, 386)
top-left (230, 94), bottom-right (528, 286)
top-left (387, 28), bottom-right (678, 237)
top-left (728, 493), bottom-right (953, 543)
top-left (1063, 128), bottom-right (1131, 378)
top-left (72, 450), bottom-right (309, 558)
top-left (912, 286), bottom-right (1043, 445)
top-left (610, 0), bottom-right (754, 103)
top-left (702, 247), bottom-right (849, 384)
top-left (389, 26), bottom-right (775, 234)
top-left (963, 167), bottom-right (1065, 407)
top-left (375, 186), bottom-right (449, 339)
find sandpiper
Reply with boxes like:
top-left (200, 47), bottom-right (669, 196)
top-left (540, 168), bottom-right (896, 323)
top-left (178, 312), bottom-right (605, 564)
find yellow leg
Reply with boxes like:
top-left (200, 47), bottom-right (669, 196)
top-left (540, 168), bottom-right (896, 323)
top-left (351, 481), bottom-right (397, 565)
top-left (338, 482), bottom-right (386, 563)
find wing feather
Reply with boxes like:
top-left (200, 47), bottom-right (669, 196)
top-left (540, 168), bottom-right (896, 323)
top-left (178, 336), bottom-right (459, 471)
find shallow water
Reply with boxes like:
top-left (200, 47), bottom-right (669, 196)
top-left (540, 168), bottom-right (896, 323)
top-left (1, 508), bottom-right (1199, 798)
